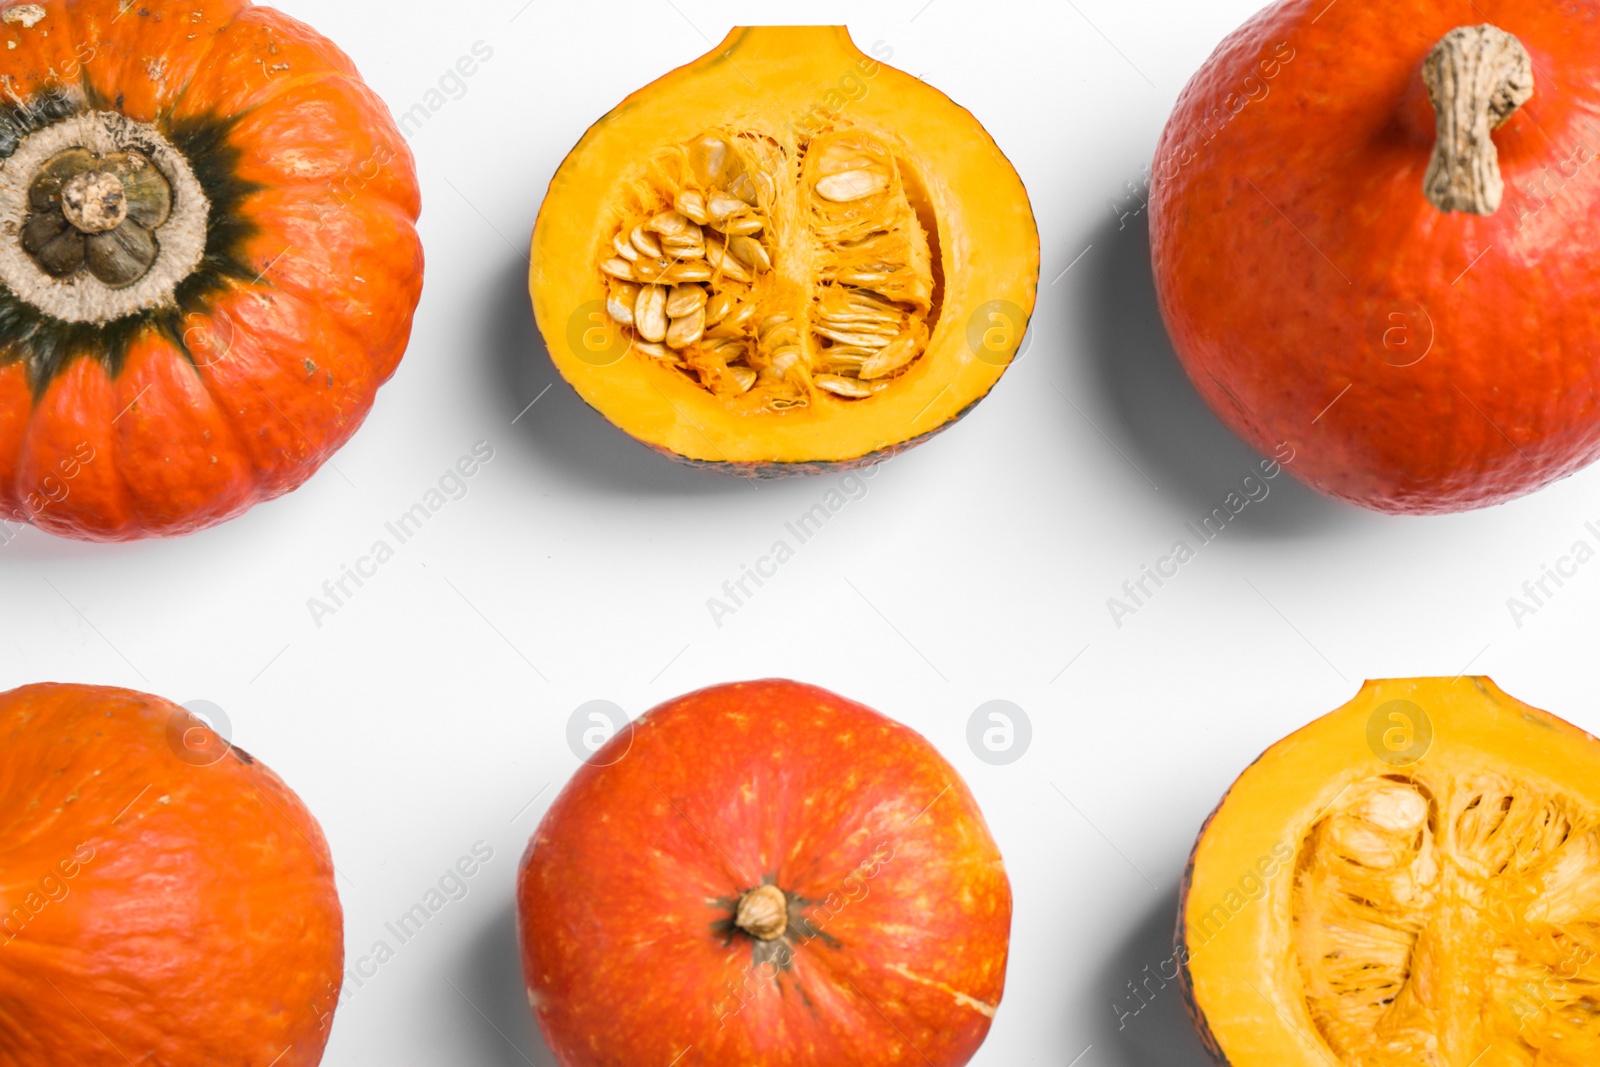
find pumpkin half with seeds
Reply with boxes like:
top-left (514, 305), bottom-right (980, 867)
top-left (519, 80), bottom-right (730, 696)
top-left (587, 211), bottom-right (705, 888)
top-left (0, 0), bottom-right (421, 541)
top-left (1179, 677), bottom-right (1600, 1067)
top-left (530, 26), bottom-right (1037, 473)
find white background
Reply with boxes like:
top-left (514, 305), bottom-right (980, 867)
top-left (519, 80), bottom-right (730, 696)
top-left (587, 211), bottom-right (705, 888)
top-left (6, 1), bottom-right (1600, 1064)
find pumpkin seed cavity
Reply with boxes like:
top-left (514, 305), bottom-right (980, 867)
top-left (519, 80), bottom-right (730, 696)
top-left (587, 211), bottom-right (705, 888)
top-left (599, 127), bottom-right (936, 411)
top-left (1292, 773), bottom-right (1600, 1065)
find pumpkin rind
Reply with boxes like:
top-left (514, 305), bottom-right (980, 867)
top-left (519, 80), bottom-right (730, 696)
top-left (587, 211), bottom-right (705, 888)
top-left (517, 679), bottom-right (1013, 1066)
top-left (0, 0), bottom-right (422, 541)
top-left (1151, 0), bottom-right (1600, 513)
top-left (530, 26), bottom-right (1038, 474)
top-left (1178, 677), bottom-right (1600, 1066)
top-left (0, 682), bottom-right (343, 1066)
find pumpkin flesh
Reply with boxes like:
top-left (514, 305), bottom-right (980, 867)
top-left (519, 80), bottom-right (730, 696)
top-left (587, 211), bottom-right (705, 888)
top-left (532, 27), bottom-right (1037, 471)
top-left (1180, 678), bottom-right (1600, 1067)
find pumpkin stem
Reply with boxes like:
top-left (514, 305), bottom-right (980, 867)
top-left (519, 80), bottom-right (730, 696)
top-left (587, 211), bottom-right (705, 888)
top-left (0, 112), bottom-right (208, 323)
top-left (1421, 25), bottom-right (1533, 215)
top-left (733, 883), bottom-right (788, 941)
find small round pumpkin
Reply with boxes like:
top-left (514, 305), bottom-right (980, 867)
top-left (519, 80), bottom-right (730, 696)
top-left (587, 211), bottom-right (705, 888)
top-left (0, 0), bottom-right (422, 541)
top-left (517, 679), bottom-right (1012, 1066)
top-left (1151, 0), bottom-right (1600, 513)
top-left (530, 26), bottom-right (1037, 474)
top-left (0, 683), bottom-right (342, 1065)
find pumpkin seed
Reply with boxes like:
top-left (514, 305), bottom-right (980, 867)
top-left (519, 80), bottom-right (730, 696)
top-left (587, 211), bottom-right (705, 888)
top-left (630, 226), bottom-right (662, 258)
top-left (647, 210), bottom-right (690, 236)
top-left (674, 190), bottom-right (710, 225)
top-left (601, 257), bottom-right (634, 280)
top-left (706, 191), bottom-right (745, 222)
top-left (816, 374), bottom-right (872, 398)
top-left (767, 346), bottom-right (802, 377)
top-left (630, 257), bottom-right (667, 282)
top-left (815, 169), bottom-right (888, 202)
top-left (704, 239), bottom-right (752, 283)
top-left (612, 233), bottom-right (639, 262)
top-left (707, 301), bottom-right (755, 338)
top-left (633, 340), bottom-right (676, 362)
top-left (665, 284), bottom-right (706, 318)
top-left (859, 333), bottom-right (921, 380)
top-left (728, 172), bottom-right (759, 205)
top-left (703, 290), bottom-right (737, 327)
top-left (816, 325), bottom-right (897, 348)
top-left (606, 282), bottom-right (640, 325)
top-left (660, 226), bottom-right (704, 258)
top-left (666, 306), bottom-right (705, 349)
top-left (726, 235), bottom-right (771, 273)
top-left (837, 269), bottom-right (892, 287)
top-left (658, 261), bottom-right (712, 285)
top-left (758, 315), bottom-right (800, 350)
top-left (689, 134), bottom-right (737, 187)
top-left (704, 338), bottom-right (748, 365)
top-left (635, 284), bottom-right (668, 343)
top-left (728, 366), bottom-right (757, 393)
top-left (708, 215), bottom-right (765, 237)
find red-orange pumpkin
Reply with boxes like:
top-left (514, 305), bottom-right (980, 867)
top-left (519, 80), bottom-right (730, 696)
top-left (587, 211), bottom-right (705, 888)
top-left (1151, 0), bottom-right (1600, 513)
top-left (517, 680), bottom-right (1012, 1067)
top-left (0, 683), bottom-right (342, 1066)
top-left (0, 0), bottom-right (422, 541)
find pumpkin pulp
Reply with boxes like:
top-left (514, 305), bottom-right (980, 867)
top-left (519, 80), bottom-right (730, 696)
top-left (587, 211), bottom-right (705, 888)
top-left (598, 120), bottom-right (939, 409)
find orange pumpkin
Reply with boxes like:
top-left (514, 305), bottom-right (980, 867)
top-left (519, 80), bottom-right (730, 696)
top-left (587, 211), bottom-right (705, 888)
top-left (0, 683), bottom-right (342, 1065)
top-left (0, 0), bottom-right (422, 541)
top-left (1151, 0), bottom-right (1600, 512)
top-left (518, 680), bottom-right (1012, 1067)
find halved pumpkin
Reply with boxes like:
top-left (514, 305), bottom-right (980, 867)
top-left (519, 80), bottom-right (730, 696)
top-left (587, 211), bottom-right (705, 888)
top-left (529, 26), bottom-right (1038, 473)
top-left (1180, 677), bottom-right (1600, 1066)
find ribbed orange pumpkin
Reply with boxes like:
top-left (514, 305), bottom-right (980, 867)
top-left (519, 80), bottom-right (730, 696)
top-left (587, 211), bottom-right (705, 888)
top-left (0, 683), bottom-right (343, 1066)
top-left (0, 0), bottom-right (422, 541)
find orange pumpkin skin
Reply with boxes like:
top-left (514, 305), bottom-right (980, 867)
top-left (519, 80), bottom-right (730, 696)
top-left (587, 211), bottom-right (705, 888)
top-left (0, 0), bottom-right (422, 541)
top-left (0, 683), bottom-right (343, 1066)
top-left (517, 680), bottom-right (1012, 1067)
top-left (1150, 0), bottom-right (1600, 513)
